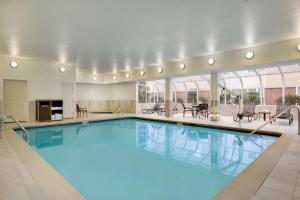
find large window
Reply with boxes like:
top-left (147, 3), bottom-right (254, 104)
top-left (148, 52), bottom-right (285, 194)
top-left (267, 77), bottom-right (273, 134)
top-left (173, 75), bottom-right (211, 104)
top-left (137, 80), bottom-right (165, 104)
top-left (220, 63), bottom-right (300, 105)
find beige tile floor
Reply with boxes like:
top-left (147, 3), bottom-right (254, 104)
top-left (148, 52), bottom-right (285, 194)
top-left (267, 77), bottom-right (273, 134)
top-left (171, 113), bottom-right (299, 135)
top-left (252, 137), bottom-right (300, 200)
top-left (0, 113), bottom-right (299, 200)
top-left (0, 139), bottom-right (32, 200)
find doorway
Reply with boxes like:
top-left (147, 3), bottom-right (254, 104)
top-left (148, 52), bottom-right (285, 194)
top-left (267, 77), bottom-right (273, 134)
top-left (3, 79), bottom-right (28, 121)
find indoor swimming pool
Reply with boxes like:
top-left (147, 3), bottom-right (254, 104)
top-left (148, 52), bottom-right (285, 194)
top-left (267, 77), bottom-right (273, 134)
top-left (16, 118), bottom-right (277, 200)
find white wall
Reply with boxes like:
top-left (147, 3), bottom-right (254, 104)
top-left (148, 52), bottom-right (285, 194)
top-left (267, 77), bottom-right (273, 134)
top-left (109, 83), bottom-right (136, 100)
top-left (75, 82), bottom-right (136, 101)
top-left (0, 56), bottom-right (76, 119)
top-left (0, 56), bottom-right (76, 101)
top-left (75, 83), bottom-right (109, 101)
top-left (0, 54), bottom-right (136, 117)
top-left (75, 82), bottom-right (136, 113)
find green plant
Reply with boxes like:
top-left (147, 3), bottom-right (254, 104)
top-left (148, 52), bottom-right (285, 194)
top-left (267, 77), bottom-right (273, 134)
top-left (198, 96), bottom-right (208, 104)
top-left (187, 91), bottom-right (197, 103)
top-left (220, 90), bottom-right (232, 104)
top-left (138, 83), bottom-right (146, 103)
top-left (176, 97), bottom-right (183, 103)
top-left (276, 94), bottom-right (300, 105)
top-left (243, 91), bottom-right (260, 104)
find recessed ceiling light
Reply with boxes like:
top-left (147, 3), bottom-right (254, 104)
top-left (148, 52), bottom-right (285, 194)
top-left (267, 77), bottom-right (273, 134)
top-left (59, 66), bottom-right (66, 72)
top-left (158, 68), bottom-right (163, 73)
top-left (297, 43), bottom-right (300, 51)
top-left (245, 51), bottom-right (254, 59)
top-left (140, 71), bottom-right (145, 76)
top-left (92, 76), bottom-right (97, 81)
top-left (208, 58), bottom-right (215, 65)
top-left (9, 61), bottom-right (18, 68)
top-left (113, 75), bottom-right (117, 80)
top-left (126, 73), bottom-right (130, 78)
top-left (179, 63), bottom-right (185, 70)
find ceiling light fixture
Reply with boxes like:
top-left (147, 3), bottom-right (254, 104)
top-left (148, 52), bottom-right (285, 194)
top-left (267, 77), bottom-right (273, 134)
top-left (9, 61), bottom-right (18, 68)
top-left (158, 68), bottom-right (163, 73)
top-left (92, 76), bottom-right (97, 81)
top-left (179, 63), bottom-right (185, 70)
top-left (140, 71), bottom-right (145, 76)
top-left (208, 58), bottom-right (215, 65)
top-left (126, 73), bottom-right (130, 78)
top-left (59, 66), bottom-right (66, 72)
top-left (297, 43), bottom-right (300, 51)
top-left (113, 75), bottom-right (117, 80)
top-left (245, 51), bottom-right (254, 59)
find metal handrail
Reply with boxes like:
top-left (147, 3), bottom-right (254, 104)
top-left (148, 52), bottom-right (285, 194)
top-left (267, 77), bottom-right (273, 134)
top-left (112, 104), bottom-right (122, 114)
top-left (249, 105), bottom-right (300, 135)
top-left (0, 115), bottom-right (29, 141)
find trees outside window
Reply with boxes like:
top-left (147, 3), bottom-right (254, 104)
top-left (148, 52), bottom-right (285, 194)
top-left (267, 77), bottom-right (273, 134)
top-left (137, 81), bottom-right (165, 104)
top-left (187, 91), bottom-right (197, 103)
top-left (242, 90), bottom-right (260, 104)
top-left (276, 94), bottom-right (300, 105)
top-left (220, 89), bottom-right (232, 104)
top-left (138, 83), bottom-right (146, 103)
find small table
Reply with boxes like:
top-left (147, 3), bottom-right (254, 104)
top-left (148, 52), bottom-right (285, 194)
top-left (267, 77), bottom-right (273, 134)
top-left (191, 105), bottom-right (199, 117)
top-left (192, 104), bottom-right (209, 118)
top-left (259, 111), bottom-right (271, 121)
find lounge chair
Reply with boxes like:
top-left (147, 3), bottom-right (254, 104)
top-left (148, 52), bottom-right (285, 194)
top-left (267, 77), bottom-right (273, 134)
top-left (233, 104), bottom-right (258, 122)
top-left (156, 103), bottom-right (179, 116)
top-left (157, 105), bottom-right (166, 116)
top-left (141, 103), bottom-right (161, 114)
top-left (180, 103), bottom-right (195, 117)
top-left (76, 104), bottom-right (88, 117)
top-left (271, 104), bottom-right (293, 125)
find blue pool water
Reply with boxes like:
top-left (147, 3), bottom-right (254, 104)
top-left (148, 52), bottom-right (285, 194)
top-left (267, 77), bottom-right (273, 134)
top-left (16, 119), bottom-right (277, 200)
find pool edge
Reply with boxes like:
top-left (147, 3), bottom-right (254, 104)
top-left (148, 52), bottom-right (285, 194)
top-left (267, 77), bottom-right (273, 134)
top-left (4, 114), bottom-right (288, 200)
top-left (3, 128), bottom-right (85, 200)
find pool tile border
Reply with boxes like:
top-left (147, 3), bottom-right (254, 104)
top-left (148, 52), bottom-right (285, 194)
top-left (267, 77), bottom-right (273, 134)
top-left (14, 115), bottom-right (282, 137)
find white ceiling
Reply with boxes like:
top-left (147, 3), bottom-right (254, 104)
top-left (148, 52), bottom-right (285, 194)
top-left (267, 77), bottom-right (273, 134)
top-left (1, 0), bottom-right (300, 74)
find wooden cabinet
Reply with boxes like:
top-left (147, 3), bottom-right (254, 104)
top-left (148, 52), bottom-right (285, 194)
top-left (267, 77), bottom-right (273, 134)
top-left (36, 100), bottom-right (63, 122)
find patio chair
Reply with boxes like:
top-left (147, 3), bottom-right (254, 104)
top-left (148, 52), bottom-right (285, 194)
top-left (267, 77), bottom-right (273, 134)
top-left (76, 104), bottom-right (88, 117)
top-left (233, 104), bottom-right (258, 122)
top-left (141, 103), bottom-right (161, 114)
top-left (270, 104), bottom-right (293, 125)
top-left (173, 103), bottom-right (179, 114)
top-left (196, 103), bottom-right (209, 118)
top-left (180, 103), bottom-right (194, 117)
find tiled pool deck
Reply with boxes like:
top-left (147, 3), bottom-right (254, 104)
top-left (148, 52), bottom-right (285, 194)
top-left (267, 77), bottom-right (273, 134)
top-left (0, 113), bottom-right (299, 200)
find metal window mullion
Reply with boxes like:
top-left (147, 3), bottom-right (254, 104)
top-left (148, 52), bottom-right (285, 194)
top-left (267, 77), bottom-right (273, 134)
top-left (278, 66), bottom-right (285, 104)
top-left (254, 69), bottom-right (264, 105)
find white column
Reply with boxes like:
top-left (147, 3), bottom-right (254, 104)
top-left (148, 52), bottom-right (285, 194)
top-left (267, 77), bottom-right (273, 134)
top-left (165, 78), bottom-right (173, 117)
top-left (210, 72), bottom-right (221, 121)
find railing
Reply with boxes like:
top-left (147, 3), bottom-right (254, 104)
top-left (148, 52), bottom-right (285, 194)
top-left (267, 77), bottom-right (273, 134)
top-left (0, 115), bottom-right (29, 141)
top-left (249, 105), bottom-right (300, 135)
top-left (112, 104), bottom-right (122, 114)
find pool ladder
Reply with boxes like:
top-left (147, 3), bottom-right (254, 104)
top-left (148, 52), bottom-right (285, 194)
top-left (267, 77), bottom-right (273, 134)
top-left (0, 115), bottom-right (29, 141)
top-left (249, 105), bottom-right (300, 136)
